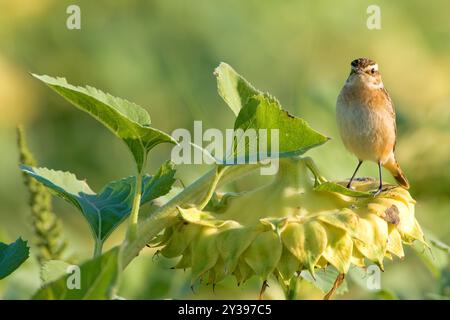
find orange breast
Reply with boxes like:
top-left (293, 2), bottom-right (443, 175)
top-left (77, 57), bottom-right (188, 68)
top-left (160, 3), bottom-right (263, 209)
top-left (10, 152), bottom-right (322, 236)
top-left (336, 87), bottom-right (396, 163)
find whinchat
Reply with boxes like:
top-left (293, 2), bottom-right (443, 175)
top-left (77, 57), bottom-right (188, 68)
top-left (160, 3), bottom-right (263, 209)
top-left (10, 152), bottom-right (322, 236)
top-left (336, 58), bottom-right (409, 195)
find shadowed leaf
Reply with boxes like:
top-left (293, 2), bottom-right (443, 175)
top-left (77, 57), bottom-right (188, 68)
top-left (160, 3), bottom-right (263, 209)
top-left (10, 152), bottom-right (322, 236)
top-left (300, 267), bottom-right (348, 295)
top-left (20, 162), bottom-right (176, 243)
top-left (0, 238), bottom-right (30, 280)
top-left (33, 247), bottom-right (120, 300)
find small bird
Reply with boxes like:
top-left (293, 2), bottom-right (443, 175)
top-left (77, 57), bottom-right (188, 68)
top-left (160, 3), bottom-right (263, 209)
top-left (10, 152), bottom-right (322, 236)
top-left (336, 58), bottom-right (409, 195)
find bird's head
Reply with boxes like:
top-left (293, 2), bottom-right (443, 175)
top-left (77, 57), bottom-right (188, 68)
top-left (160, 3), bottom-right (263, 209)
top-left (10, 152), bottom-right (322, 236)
top-left (346, 58), bottom-right (383, 89)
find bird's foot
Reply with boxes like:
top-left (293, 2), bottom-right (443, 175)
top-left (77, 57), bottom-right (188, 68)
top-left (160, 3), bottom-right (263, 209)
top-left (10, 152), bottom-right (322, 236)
top-left (371, 185), bottom-right (383, 197)
top-left (346, 180), bottom-right (355, 189)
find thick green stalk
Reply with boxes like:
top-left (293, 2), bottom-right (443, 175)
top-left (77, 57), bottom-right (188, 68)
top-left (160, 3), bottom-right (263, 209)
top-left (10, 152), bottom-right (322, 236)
top-left (121, 164), bottom-right (259, 268)
top-left (127, 172), bottom-right (143, 242)
top-left (126, 153), bottom-right (147, 242)
top-left (285, 277), bottom-right (299, 300)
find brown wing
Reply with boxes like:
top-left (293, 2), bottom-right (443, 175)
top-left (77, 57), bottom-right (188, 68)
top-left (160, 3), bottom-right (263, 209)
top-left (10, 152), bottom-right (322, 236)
top-left (381, 87), bottom-right (397, 151)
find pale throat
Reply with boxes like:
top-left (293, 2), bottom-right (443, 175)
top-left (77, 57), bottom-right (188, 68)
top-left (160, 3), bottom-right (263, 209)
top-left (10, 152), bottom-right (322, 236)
top-left (345, 74), bottom-right (384, 90)
top-left (366, 79), bottom-right (384, 89)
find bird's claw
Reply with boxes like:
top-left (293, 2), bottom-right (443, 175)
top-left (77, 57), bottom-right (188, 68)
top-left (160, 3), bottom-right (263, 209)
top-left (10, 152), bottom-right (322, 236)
top-left (372, 186), bottom-right (383, 197)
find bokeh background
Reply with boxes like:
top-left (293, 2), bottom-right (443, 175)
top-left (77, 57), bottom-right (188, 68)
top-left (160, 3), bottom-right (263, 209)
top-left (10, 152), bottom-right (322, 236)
top-left (0, 0), bottom-right (449, 299)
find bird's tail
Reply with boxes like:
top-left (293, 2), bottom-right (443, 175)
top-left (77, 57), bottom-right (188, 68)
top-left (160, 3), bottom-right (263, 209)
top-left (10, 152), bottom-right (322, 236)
top-left (383, 156), bottom-right (410, 189)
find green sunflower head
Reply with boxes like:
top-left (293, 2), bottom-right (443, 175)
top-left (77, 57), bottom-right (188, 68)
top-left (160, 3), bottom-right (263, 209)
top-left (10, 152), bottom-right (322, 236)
top-left (151, 157), bottom-right (425, 289)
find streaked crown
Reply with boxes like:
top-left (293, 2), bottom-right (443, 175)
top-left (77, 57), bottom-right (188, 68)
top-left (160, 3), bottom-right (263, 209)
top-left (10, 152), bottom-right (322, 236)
top-left (350, 58), bottom-right (379, 74)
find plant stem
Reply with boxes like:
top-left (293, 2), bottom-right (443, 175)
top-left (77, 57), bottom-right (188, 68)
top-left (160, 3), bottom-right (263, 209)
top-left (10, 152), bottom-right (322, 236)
top-left (303, 157), bottom-right (327, 186)
top-left (93, 238), bottom-right (103, 258)
top-left (121, 164), bottom-right (260, 268)
top-left (285, 277), bottom-right (299, 300)
top-left (127, 172), bottom-right (143, 242)
top-left (198, 166), bottom-right (228, 210)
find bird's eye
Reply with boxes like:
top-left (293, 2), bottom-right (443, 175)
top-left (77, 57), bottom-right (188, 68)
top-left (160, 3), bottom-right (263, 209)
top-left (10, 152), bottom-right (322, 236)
top-left (370, 68), bottom-right (376, 74)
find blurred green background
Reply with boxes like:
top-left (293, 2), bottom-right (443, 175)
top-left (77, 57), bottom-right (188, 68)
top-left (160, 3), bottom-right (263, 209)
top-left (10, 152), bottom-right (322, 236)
top-left (0, 0), bottom-right (449, 299)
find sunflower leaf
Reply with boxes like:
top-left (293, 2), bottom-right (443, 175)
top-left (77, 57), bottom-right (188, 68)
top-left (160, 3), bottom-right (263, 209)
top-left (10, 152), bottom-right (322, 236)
top-left (0, 238), bottom-right (30, 280)
top-left (33, 247), bottom-right (120, 300)
top-left (300, 267), bottom-right (348, 295)
top-left (20, 161), bottom-right (176, 243)
top-left (32, 74), bottom-right (176, 172)
top-left (315, 181), bottom-right (371, 197)
top-left (214, 63), bottom-right (329, 164)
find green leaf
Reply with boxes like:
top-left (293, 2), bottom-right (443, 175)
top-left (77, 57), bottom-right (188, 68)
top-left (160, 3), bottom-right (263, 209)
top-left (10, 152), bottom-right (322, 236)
top-left (229, 94), bottom-right (329, 162)
top-left (315, 181), bottom-right (371, 197)
top-left (32, 74), bottom-right (176, 172)
top-left (41, 260), bottom-right (71, 285)
top-left (300, 267), bottom-right (348, 295)
top-left (33, 247), bottom-right (120, 300)
top-left (141, 161), bottom-right (177, 204)
top-left (214, 63), bottom-right (329, 163)
top-left (214, 62), bottom-right (260, 116)
top-left (20, 161), bottom-right (176, 243)
top-left (0, 238), bottom-right (30, 280)
top-left (348, 267), bottom-right (399, 299)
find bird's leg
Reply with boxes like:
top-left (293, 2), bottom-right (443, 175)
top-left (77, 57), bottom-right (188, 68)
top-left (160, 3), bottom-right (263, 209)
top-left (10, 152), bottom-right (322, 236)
top-left (373, 161), bottom-right (383, 196)
top-left (347, 160), bottom-right (363, 189)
